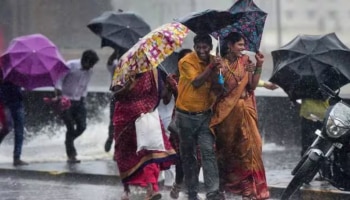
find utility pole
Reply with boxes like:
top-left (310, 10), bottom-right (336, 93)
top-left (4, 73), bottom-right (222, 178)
top-left (276, 0), bottom-right (282, 48)
top-left (190, 0), bottom-right (196, 11)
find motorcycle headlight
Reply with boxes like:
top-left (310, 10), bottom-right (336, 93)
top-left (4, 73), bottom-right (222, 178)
top-left (326, 117), bottom-right (349, 138)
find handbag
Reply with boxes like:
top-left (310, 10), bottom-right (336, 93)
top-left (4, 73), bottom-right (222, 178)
top-left (135, 108), bottom-right (165, 152)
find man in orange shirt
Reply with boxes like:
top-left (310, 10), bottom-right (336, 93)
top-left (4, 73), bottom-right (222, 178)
top-left (175, 34), bottom-right (223, 200)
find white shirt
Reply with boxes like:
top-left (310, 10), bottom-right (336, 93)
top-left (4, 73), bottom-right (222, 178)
top-left (55, 59), bottom-right (93, 101)
top-left (157, 95), bottom-right (175, 135)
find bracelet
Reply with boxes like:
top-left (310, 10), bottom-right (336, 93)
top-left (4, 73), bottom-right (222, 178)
top-left (258, 80), bottom-right (265, 87)
top-left (254, 67), bottom-right (262, 75)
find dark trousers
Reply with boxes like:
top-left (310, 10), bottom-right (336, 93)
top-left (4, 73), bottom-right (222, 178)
top-left (2, 102), bottom-right (25, 160)
top-left (107, 95), bottom-right (118, 140)
top-left (176, 111), bottom-right (219, 198)
top-left (170, 132), bottom-right (201, 185)
top-left (61, 99), bottom-right (87, 158)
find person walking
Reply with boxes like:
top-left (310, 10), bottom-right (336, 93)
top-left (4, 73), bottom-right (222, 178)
top-left (165, 48), bottom-right (202, 199)
top-left (55, 49), bottom-right (99, 164)
top-left (104, 48), bottom-right (122, 153)
top-left (175, 34), bottom-right (223, 200)
top-left (111, 69), bottom-right (176, 200)
top-left (0, 79), bottom-right (28, 166)
top-left (209, 32), bottom-right (270, 200)
top-left (157, 68), bottom-right (177, 189)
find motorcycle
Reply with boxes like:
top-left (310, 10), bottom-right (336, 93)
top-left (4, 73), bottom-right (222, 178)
top-left (281, 85), bottom-right (350, 200)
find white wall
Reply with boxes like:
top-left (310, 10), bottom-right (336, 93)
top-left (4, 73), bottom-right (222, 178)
top-left (109, 0), bottom-right (350, 52)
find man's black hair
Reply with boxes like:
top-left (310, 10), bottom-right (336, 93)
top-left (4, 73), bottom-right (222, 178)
top-left (82, 49), bottom-right (99, 64)
top-left (193, 34), bottom-right (212, 47)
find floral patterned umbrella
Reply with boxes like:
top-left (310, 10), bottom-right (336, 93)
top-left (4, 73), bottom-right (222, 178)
top-left (211, 0), bottom-right (267, 52)
top-left (111, 22), bottom-right (189, 87)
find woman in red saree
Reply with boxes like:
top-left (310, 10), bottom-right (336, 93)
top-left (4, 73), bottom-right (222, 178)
top-left (111, 69), bottom-right (176, 200)
top-left (209, 32), bottom-right (270, 200)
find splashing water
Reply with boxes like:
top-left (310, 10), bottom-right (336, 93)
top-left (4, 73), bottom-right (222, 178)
top-left (0, 105), bottom-right (113, 164)
top-left (0, 101), bottom-right (285, 164)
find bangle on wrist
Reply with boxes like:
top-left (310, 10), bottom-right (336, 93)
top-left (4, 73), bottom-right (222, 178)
top-left (254, 67), bottom-right (262, 75)
top-left (258, 80), bottom-right (265, 87)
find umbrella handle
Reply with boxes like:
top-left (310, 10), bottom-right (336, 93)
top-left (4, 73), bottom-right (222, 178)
top-left (218, 37), bottom-right (221, 56)
top-left (158, 63), bottom-right (169, 75)
top-left (218, 68), bottom-right (224, 85)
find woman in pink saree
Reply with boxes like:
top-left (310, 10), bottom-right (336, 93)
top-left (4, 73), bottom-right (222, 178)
top-left (210, 32), bottom-right (270, 200)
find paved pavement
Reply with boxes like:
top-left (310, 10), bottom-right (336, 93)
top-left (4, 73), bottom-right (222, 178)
top-left (0, 148), bottom-right (350, 200)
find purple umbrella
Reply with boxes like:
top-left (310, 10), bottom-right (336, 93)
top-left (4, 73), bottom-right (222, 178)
top-left (0, 34), bottom-right (69, 90)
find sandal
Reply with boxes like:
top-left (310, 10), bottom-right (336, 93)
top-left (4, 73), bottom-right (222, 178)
top-left (242, 194), bottom-right (257, 200)
top-left (169, 183), bottom-right (181, 199)
top-left (145, 183), bottom-right (162, 200)
top-left (146, 192), bottom-right (162, 200)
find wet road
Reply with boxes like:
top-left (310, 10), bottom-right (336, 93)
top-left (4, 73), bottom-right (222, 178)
top-left (0, 174), bottom-right (122, 200)
top-left (0, 173), bottom-right (280, 200)
top-left (0, 139), bottom-right (293, 200)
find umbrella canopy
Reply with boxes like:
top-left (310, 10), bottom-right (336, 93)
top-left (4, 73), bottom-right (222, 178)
top-left (87, 11), bottom-right (151, 50)
top-left (211, 0), bottom-right (267, 52)
top-left (158, 52), bottom-right (179, 75)
top-left (0, 34), bottom-right (69, 90)
top-left (269, 33), bottom-right (350, 100)
top-left (177, 9), bottom-right (238, 34)
top-left (111, 22), bottom-right (188, 87)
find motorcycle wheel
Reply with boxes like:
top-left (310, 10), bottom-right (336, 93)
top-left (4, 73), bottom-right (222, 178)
top-left (280, 156), bottom-right (320, 200)
top-left (291, 153), bottom-right (308, 175)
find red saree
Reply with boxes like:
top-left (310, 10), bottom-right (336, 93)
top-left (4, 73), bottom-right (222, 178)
top-left (113, 70), bottom-right (176, 191)
top-left (210, 56), bottom-right (270, 199)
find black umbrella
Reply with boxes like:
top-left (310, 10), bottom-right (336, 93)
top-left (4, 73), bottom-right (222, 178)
top-left (176, 9), bottom-right (239, 34)
top-left (269, 33), bottom-right (350, 101)
top-left (87, 11), bottom-right (151, 50)
top-left (158, 52), bottom-right (179, 75)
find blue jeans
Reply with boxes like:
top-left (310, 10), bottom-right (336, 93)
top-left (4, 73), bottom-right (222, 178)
top-left (61, 99), bottom-right (87, 158)
top-left (7, 102), bottom-right (25, 160)
top-left (175, 110), bottom-right (220, 198)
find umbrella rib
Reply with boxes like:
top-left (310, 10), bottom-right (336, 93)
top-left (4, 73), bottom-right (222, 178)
top-left (38, 47), bottom-right (65, 60)
top-left (158, 63), bottom-right (169, 75)
top-left (103, 28), bottom-right (143, 38)
top-left (313, 49), bottom-right (350, 56)
top-left (101, 22), bottom-right (148, 29)
top-left (4, 52), bottom-right (34, 71)
top-left (309, 57), bottom-right (341, 82)
top-left (274, 55), bottom-right (307, 71)
top-left (310, 57), bottom-right (333, 67)
top-left (278, 49), bottom-right (308, 55)
top-left (309, 60), bottom-right (327, 87)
